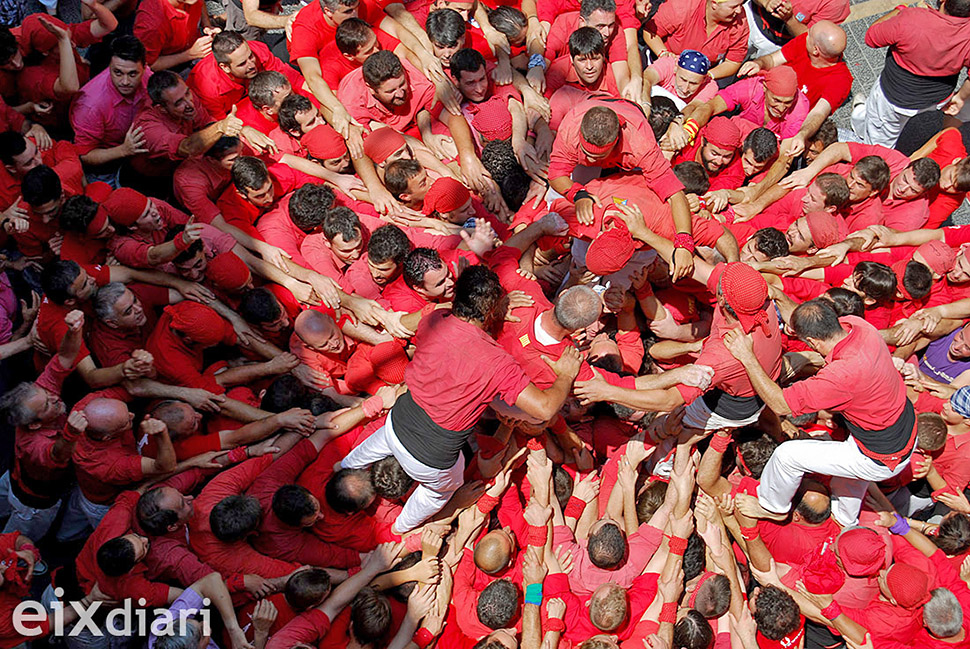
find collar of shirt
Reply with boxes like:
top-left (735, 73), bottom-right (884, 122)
top-left (533, 312), bottom-right (560, 346)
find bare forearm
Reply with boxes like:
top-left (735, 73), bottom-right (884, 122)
top-left (738, 356), bottom-right (791, 415)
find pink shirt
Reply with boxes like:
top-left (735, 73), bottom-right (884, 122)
top-left (173, 155), bottom-right (231, 224)
top-left (716, 76), bottom-right (810, 140)
top-left (647, 55), bottom-right (718, 106)
top-left (544, 11), bottom-right (628, 63)
top-left (300, 234), bottom-right (350, 282)
top-left (648, 0), bottom-right (748, 64)
top-left (132, 103), bottom-right (213, 176)
top-left (70, 67), bottom-right (152, 156)
top-left (336, 59), bottom-right (442, 137)
top-left (551, 522), bottom-right (663, 597)
top-left (255, 193), bottom-right (309, 267)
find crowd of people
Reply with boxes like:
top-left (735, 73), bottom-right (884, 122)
top-left (1, 0), bottom-right (970, 645)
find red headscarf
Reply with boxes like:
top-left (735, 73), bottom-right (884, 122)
top-left (102, 188), bottom-right (149, 227)
top-left (720, 262), bottom-right (769, 333)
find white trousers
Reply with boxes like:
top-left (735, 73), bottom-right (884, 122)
top-left (757, 437), bottom-right (911, 526)
top-left (851, 81), bottom-right (938, 148)
top-left (341, 411), bottom-right (466, 533)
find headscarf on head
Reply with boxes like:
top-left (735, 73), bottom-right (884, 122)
top-left (805, 211), bottom-right (847, 250)
top-left (760, 66), bottom-right (798, 97)
top-left (472, 96), bottom-right (513, 141)
top-left (363, 127), bottom-right (407, 164)
top-left (102, 188), bottom-right (149, 227)
top-left (423, 177), bottom-right (471, 216)
top-left (205, 252), bottom-right (251, 292)
top-left (678, 49), bottom-right (710, 75)
top-left (704, 116), bottom-right (742, 151)
top-left (585, 222), bottom-right (636, 275)
top-left (165, 301), bottom-right (235, 348)
top-left (303, 124), bottom-right (347, 160)
top-left (915, 240), bottom-right (957, 276)
top-left (720, 262), bottom-right (769, 333)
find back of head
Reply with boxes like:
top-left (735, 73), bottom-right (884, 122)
top-left (427, 8), bottom-right (466, 47)
top-left (824, 286), bottom-right (865, 318)
top-left (453, 265), bottom-right (505, 323)
top-left (371, 455), bottom-right (414, 499)
top-left (580, 106), bottom-right (620, 147)
top-left (736, 431), bottom-right (778, 479)
top-left (636, 480), bottom-right (667, 523)
top-left (810, 119), bottom-right (838, 150)
top-left (474, 530), bottom-right (512, 574)
top-left (212, 30), bottom-right (246, 64)
top-left (248, 70), bottom-right (289, 108)
top-left (917, 411), bottom-right (948, 452)
top-left (22, 165), bottom-right (61, 206)
top-left (137, 488), bottom-right (179, 536)
top-left (369, 224), bottom-right (413, 265)
top-left (384, 158), bottom-right (423, 199)
top-left (41, 260), bottom-right (81, 305)
top-left (852, 261), bottom-right (897, 303)
top-left (210, 494), bottom-right (263, 542)
top-left (335, 18), bottom-right (373, 56)
top-left (744, 127), bottom-right (778, 163)
top-left (673, 610), bottom-right (714, 649)
top-left (935, 513), bottom-right (970, 556)
top-left (272, 484), bottom-right (316, 526)
top-left (350, 587), bottom-right (393, 643)
top-left (814, 172), bottom-right (850, 209)
top-left (231, 156), bottom-right (270, 193)
top-left (285, 567), bottom-right (332, 611)
top-left (403, 247), bottom-right (443, 289)
top-left (753, 585), bottom-right (802, 642)
top-left (240, 287), bottom-right (282, 324)
top-left (694, 574), bottom-right (731, 618)
top-left (902, 259), bottom-right (933, 299)
top-left (793, 479), bottom-right (832, 524)
top-left (650, 96), bottom-right (681, 140)
top-left (946, 0), bottom-right (970, 19)
top-left (790, 299), bottom-right (843, 342)
top-left (925, 588), bottom-right (963, 638)
top-left (322, 206), bottom-right (361, 243)
top-left (0, 130), bottom-right (26, 166)
top-left (673, 161), bottom-right (710, 195)
top-left (325, 468), bottom-right (375, 514)
top-left (147, 70), bottom-right (181, 105)
top-left (911, 157), bottom-right (942, 190)
top-left (555, 285), bottom-right (603, 331)
top-left (553, 463), bottom-right (574, 510)
top-left (289, 184), bottom-right (336, 232)
top-left (752, 228), bottom-right (789, 260)
top-left (59, 195), bottom-right (99, 233)
top-left (96, 537), bottom-right (137, 576)
top-left (261, 374), bottom-right (308, 412)
top-left (477, 579), bottom-right (519, 629)
top-left (588, 521), bottom-right (626, 569)
top-left (589, 583), bottom-right (627, 631)
top-left (487, 6), bottom-right (527, 38)
top-left (683, 533), bottom-right (707, 581)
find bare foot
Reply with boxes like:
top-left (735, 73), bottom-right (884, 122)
top-left (736, 494), bottom-right (789, 521)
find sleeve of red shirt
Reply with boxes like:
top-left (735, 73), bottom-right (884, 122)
top-left (174, 166), bottom-right (222, 224)
top-left (197, 456), bottom-right (275, 511)
top-left (863, 10), bottom-right (903, 49)
top-left (133, 5), bottom-right (167, 66)
top-left (108, 235), bottom-right (153, 268)
top-left (68, 19), bottom-right (99, 48)
top-left (143, 536), bottom-right (219, 587)
top-left (781, 365), bottom-right (852, 417)
top-left (0, 96), bottom-right (24, 134)
top-left (725, 24), bottom-right (749, 62)
top-left (265, 608), bottom-right (331, 649)
top-left (248, 439), bottom-right (317, 508)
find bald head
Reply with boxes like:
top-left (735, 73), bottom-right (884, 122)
top-left (809, 21), bottom-right (846, 59)
top-left (295, 310), bottom-right (339, 348)
top-left (554, 285), bottom-right (603, 331)
top-left (474, 530), bottom-right (513, 574)
top-left (84, 398), bottom-right (133, 439)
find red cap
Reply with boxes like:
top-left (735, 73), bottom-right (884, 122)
top-left (102, 188), bottom-right (149, 227)
top-left (165, 301), bottom-right (235, 348)
top-left (704, 116), bottom-right (742, 151)
top-left (472, 97), bottom-right (513, 141)
top-left (886, 563), bottom-right (931, 608)
top-left (370, 340), bottom-right (409, 385)
top-left (805, 211), bottom-right (846, 250)
top-left (85, 207), bottom-right (110, 237)
top-left (586, 223), bottom-right (636, 275)
top-left (423, 177), bottom-right (471, 216)
top-left (363, 127), bottom-right (407, 164)
top-left (205, 252), bottom-right (251, 292)
top-left (761, 66), bottom-right (798, 97)
top-left (84, 181), bottom-right (114, 203)
top-left (915, 240), bottom-right (957, 276)
top-left (833, 527), bottom-right (886, 577)
top-left (303, 124), bottom-right (347, 160)
top-left (720, 262), bottom-right (769, 334)
top-left (892, 259), bottom-right (916, 300)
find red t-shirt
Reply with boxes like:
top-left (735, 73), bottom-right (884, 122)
top-left (288, 0), bottom-right (388, 63)
top-left (648, 0), bottom-right (748, 64)
top-left (780, 32), bottom-right (853, 109)
top-left (926, 128), bottom-right (969, 229)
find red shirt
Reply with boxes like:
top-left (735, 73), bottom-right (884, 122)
top-left (926, 128), bottom-right (969, 229)
top-left (544, 12), bottom-right (629, 63)
top-left (288, 0), bottom-right (388, 63)
top-left (783, 316), bottom-right (910, 458)
top-left (265, 609), bottom-right (331, 649)
top-left (174, 155), bottom-right (232, 224)
top-left (188, 40), bottom-right (305, 119)
top-left (648, 0), bottom-right (749, 64)
top-left (0, 139), bottom-right (84, 214)
top-left (865, 6), bottom-right (970, 78)
top-left (337, 59), bottom-right (442, 137)
top-left (537, 0), bottom-right (639, 30)
top-left (35, 264), bottom-right (110, 360)
top-left (780, 32), bottom-right (853, 109)
top-left (676, 264), bottom-right (783, 405)
top-left (72, 389), bottom-right (147, 504)
top-left (759, 518), bottom-right (840, 566)
top-left (76, 491), bottom-right (171, 604)
top-left (247, 439), bottom-right (361, 568)
top-left (255, 192), bottom-right (310, 266)
top-left (134, 0), bottom-right (204, 66)
top-left (404, 309), bottom-right (532, 431)
top-left (12, 355), bottom-right (73, 506)
top-left (132, 102), bottom-right (214, 177)
top-left (3, 15), bottom-right (98, 105)
top-left (549, 96), bottom-right (683, 201)
top-left (145, 309), bottom-right (238, 394)
top-left (189, 456), bottom-right (300, 577)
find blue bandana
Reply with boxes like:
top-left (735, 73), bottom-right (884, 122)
top-left (678, 50), bottom-right (710, 75)
top-left (951, 386), bottom-right (970, 418)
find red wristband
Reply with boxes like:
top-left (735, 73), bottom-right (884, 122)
top-left (709, 433), bottom-right (732, 453)
top-left (673, 232), bottom-right (696, 254)
top-left (820, 601), bottom-right (842, 621)
top-left (564, 496), bottom-right (586, 519)
top-left (526, 524), bottom-right (548, 547)
top-left (227, 447), bottom-right (248, 463)
top-left (174, 232), bottom-right (193, 252)
top-left (739, 525), bottom-right (759, 541)
top-left (226, 573), bottom-right (246, 592)
top-left (414, 627), bottom-right (434, 649)
top-left (659, 601), bottom-right (678, 624)
top-left (362, 395), bottom-right (384, 418)
top-left (668, 535), bottom-right (688, 556)
top-left (565, 182), bottom-right (585, 202)
top-left (527, 436), bottom-right (544, 451)
top-left (477, 493), bottom-right (500, 514)
top-left (546, 617), bottom-right (566, 633)
top-left (932, 486), bottom-right (957, 501)
top-left (634, 281), bottom-right (653, 300)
